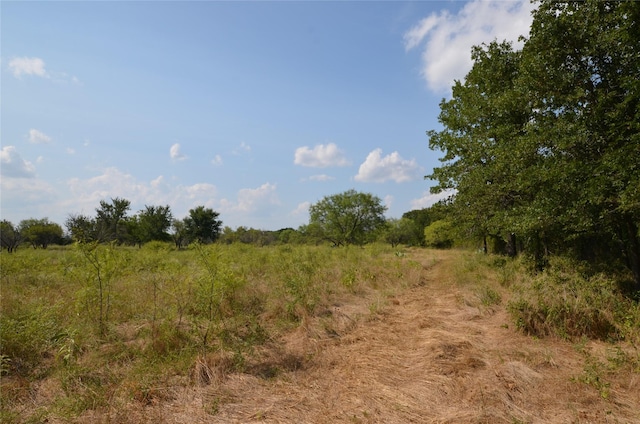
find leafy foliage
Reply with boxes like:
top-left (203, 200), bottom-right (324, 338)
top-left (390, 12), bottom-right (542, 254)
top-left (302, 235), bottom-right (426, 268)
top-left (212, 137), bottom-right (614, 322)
top-left (427, 0), bottom-right (640, 287)
top-left (0, 220), bottom-right (22, 253)
top-left (95, 197), bottom-right (131, 243)
top-left (19, 218), bottom-right (64, 249)
top-left (184, 206), bottom-right (223, 244)
top-left (423, 220), bottom-right (456, 249)
top-left (309, 189), bottom-right (387, 246)
top-left (383, 218), bottom-right (422, 247)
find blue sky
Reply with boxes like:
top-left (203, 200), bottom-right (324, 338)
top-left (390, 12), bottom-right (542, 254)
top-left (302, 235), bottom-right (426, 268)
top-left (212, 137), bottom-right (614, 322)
top-left (1, 1), bottom-right (534, 231)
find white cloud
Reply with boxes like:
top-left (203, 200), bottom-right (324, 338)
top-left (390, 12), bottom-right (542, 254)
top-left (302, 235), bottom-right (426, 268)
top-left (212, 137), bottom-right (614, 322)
top-left (0, 146), bottom-right (36, 178)
top-left (65, 167), bottom-right (219, 218)
top-left (291, 201), bottom-right (311, 217)
top-left (384, 195), bottom-right (394, 210)
top-left (0, 176), bottom-right (55, 205)
top-left (28, 129), bottom-right (52, 144)
top-left (211, 154), bottom-right (223, 166)
top-left (232, 142), bottom-right (252, 155)
top-left (404, 14), bottom-right (441, 51)
top-left (404, 0), bottom-right (534, 93)
top-left (354, 149), bottom-right (422, 183)
top-left (150, 176), bottom-right (164, 188)
top-left (294, 142), bottom-right (350, 168)
top-left (66, 147), bottom-right (75, 155)
top-left (308, 174), bottom-right (335, 182)
top-left (410, 189), bottom-right (456, 210)
top-left (219, 183), bottom-right (278, 213)
top-left (170, 143), bottom-right (187, 161)
top-left (9, 57), bottom-right (48, 78)
top-left (182, 183), bottom-right (218, 200)
top-left (235, 183), bottom-right (279, 212)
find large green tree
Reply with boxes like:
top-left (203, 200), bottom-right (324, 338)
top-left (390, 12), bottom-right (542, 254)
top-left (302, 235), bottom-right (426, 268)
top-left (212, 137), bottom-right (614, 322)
top-left (428, 40), bottom-right (533, 256)
top-left (19, 218), bottom-right (64, 249)
top-left (383, 218), bottom-right (422, 247)
top-left (521, 0), bottom-right (640, 282)
top-left (184, 206), bottom-right (222, 244)
top-left (136, 205), bottom-right (173, 244)
top-left (95, 197), bottom-right (131, 243)
top-left (0, 220), bottom-right (22, 253)
top-left (427, 0), bottom-right (640, 286)
top-left (65, 214), bottom-right (97, 243)
top-left (308, 189), bottom-right (387, 246)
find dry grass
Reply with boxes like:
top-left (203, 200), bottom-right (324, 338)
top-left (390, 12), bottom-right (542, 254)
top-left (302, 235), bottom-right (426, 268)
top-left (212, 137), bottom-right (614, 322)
top-left (4, 248), bottom-right (639, 423)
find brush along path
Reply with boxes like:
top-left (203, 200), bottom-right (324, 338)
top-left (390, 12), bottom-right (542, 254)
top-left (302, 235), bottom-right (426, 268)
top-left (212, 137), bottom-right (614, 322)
top-left (98, 249), bottom-right (640, 423)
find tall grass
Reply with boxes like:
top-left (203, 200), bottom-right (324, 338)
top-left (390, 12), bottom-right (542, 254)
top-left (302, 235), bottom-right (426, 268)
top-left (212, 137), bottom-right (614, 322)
top-left (0, 242), bottom-right (418, 421)
top-left (507, 256), bottom-right (640, 343)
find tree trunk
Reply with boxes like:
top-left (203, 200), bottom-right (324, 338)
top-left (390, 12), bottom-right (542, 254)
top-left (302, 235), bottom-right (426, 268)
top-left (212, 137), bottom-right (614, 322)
top-left (507, 233), bottom-right (517, 257)
top-left (625, 216), bottom-right (640, 290)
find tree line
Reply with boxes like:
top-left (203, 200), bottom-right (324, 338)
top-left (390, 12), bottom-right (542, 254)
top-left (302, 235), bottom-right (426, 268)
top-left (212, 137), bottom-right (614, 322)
top-left (426, 0), bottom-right (639, 288)
top-left (1, 190), bottom-right (452, 252)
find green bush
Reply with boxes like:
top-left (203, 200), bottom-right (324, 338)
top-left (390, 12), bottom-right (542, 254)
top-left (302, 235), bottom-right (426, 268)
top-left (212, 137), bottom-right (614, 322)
top-left (423, 220), bottom-right (455, 249)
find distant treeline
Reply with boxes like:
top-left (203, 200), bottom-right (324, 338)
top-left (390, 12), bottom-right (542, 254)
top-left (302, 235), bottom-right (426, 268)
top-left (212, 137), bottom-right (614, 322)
top-left (0, 192), bottom-right (451, 251)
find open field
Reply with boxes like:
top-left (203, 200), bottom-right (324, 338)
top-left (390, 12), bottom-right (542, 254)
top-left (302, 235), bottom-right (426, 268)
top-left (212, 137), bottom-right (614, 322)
top-left (2, 244), bottom-right (639, 423)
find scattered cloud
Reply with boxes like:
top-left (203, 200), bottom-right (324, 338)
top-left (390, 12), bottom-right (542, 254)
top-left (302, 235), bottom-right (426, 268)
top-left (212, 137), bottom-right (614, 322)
top-left (224, 182), bottom-right (279, 213)
top-left (0, 146), bottom-right (55, 212)
top-left (404, 0), bottom-right (534, 93)
top-left (354, 149), bottom-right (422, 183)
top-left (294, 142), bottom-right (350, 168)
top-left (181, 183), bottom-right (218, 202)
top-left (9, 57), bottom-right (48, 78)
top-left (66, 148), bottom-right (76, 155)
top-left (291, 201), bottom-right (311, 217)
top-left (65, 167), bottom-right (218, 217)
top-left (383, 195), bottom-right (394, 210)
top-left (233, 142), bottom-right (252, 155)
top-left (0, 146), bottom-right (36, 178)
top-left (211, 154), bottom-right (223, 166)
top-left (0, 177), bottom-right (56, 205)
top-left (28, 129), bottom-right (52, 144)
top-left (8, 57), bottom-right (80, 84)
top-left (170, 143), bottom-right (187, 161)
top-left (410, 189), bottom-right (456, 210)
top-left (308, 174), bottom-right (335, 182)
top-left (150, 176), bottom-right (164, 188)
top-left (212, 183), bottom-right (281, 228)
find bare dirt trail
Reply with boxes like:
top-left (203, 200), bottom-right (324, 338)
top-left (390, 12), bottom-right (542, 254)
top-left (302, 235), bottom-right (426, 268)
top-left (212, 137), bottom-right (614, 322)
top-left (107, 249), bottom-right (640, 424)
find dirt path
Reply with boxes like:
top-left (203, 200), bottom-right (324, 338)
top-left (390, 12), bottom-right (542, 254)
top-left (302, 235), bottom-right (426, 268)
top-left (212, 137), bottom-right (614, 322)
top-left (108, 250), bottom-right (639, 424)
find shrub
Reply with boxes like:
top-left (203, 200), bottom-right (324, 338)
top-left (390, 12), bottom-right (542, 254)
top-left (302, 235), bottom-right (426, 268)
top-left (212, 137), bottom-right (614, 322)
top-left (508, 257), bottom-right (640, 342)
top-left (423, 220), bottom-right (455, 248)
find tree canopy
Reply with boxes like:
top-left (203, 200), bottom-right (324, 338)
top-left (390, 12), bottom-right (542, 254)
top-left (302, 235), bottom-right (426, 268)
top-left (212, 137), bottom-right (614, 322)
top-left (427, 0), bottom-right (640, 286)
top-left (309, 189), bottom-right (387, 246)
top-left (19, 218), bottom-right (63, 249)
top-left (184, 206), bottom-right (223, 244)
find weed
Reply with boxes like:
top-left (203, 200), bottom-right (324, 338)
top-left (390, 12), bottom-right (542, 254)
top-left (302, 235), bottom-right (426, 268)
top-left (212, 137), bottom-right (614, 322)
top-left (575, 355), bottom-right (611, 400)
top-left (341, 268), bottom-right (357, 290)
top-left (1, 243), bottom-right (428, 419)
top-left (477, 285), bottom-right (502, 306)
top-left (507, 257), bottom-right (639, 342)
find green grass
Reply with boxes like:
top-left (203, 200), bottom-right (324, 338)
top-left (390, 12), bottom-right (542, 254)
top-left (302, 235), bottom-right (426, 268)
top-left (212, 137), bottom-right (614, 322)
top-left (0, 242), bottom-right (418, 420)
top-left (506, 256), bottom-right (640, 343)
top-left (3, 244), bottom-right (638, 420)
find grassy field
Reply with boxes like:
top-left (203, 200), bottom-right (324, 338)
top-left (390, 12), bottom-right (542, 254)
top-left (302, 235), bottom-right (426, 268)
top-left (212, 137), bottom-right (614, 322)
top-left (1, 242), bottom-right (425, 422)
top-left (1, 243), bottom-right (639, 423)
